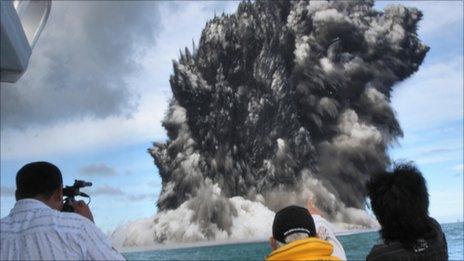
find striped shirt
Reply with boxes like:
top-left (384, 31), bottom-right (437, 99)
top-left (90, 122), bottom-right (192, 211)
top-left (1, 199), bottom-right (125, 260)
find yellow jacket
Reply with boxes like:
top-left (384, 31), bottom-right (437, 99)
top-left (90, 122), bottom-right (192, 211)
top-left (267, 237), bottom-right (341, 261)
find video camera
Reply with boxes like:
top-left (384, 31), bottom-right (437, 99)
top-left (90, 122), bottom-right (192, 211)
top-left (62, 179), bottom-right (92, 212)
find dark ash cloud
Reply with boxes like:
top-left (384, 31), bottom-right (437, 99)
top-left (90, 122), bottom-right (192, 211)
top-left (1, 1), bottom-right (161, 129)
top-left (149, 0), bottom-right (428, 242)
top-left (79, 163), bottom-right (116, 177)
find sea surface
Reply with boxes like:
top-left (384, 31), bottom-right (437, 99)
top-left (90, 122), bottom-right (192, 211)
top-left (123, 222), bottom-right (463, 260)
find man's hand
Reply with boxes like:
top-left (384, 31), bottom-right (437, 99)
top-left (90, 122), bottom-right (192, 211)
top-left (269, 237), bottom-right (279, 251)
top-left (71, 200), bottom-right (94, 222)
top-left (307, 197), bottom-right (325, 217)
top-left (317, 225), bottom-right (329, 240)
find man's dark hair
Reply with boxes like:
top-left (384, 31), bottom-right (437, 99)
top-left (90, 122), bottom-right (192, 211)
top-left (366, 163), bottom-right (436, 249)
top-left (15, 161), bottom-right (63, 200)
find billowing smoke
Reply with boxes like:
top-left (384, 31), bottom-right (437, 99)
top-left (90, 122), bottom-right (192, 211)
top-left (113, 0), bottom-right (428, 245)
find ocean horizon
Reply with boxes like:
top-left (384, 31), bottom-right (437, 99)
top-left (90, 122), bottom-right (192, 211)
top-left (121, 222), bottom-right (463, 260)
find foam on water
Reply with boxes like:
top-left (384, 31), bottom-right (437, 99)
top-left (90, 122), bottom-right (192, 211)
top-left (111, 192), bottom-right (377, 248)
top-left (112, 196), bottom-right (274, 247)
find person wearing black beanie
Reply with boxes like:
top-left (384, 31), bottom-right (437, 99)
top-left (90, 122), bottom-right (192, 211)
top-left (267, 203), bottom-right (346, 260)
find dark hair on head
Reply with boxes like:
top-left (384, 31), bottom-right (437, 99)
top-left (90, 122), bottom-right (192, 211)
top-left (366, 162), bottom-right (436, 249)
top-left (16, 161), bottom-right (63, 200)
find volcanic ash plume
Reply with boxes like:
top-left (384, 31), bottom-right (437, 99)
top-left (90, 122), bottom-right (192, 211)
top-left (113, 0), bottom-right (428, 245)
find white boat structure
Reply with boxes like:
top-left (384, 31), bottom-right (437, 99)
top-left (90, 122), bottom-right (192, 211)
top-left (1, 0), bottom-right (51, 83)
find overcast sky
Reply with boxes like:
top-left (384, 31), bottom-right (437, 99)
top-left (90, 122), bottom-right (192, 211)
top-left (1, 1), bottom-right (462, 232)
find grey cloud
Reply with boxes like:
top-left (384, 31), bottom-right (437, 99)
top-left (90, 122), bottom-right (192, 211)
top-left (89, 186), bottom-right (155, 201)
top-left (198, 1), bottom-right (239, 14)
top-left (79, 163), bottom-right (116, 177)
top-left (418, 148), bottom-right (460, 157)
top-left (81, 184), bottom-right (155, 202)
top-left (161, 1), bottom-right (236, 15)
top-left (89, 185), bottom-right (125, 196)
top-left (126, 193), bottom-right (154, 201)
top-left (1, 1), bottom-right (161, 129)
top-left (1, 186), bottom-right (15, 197)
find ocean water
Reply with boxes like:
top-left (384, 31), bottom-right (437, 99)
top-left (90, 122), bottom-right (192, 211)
top-left (123, 222), bottom-right (463, 260)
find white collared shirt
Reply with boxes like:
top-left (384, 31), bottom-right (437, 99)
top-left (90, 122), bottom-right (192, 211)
top-left (1, 199), bottom-right (125, 260)
top-left (313, 214), bottom-right (347, 260)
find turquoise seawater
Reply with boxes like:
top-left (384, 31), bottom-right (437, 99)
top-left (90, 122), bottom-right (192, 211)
top-left (123, 222), bottom-right (463, 260)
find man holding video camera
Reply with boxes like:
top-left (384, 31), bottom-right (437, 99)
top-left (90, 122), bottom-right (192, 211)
top-left (0, 161), bottom-right (125, 260)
